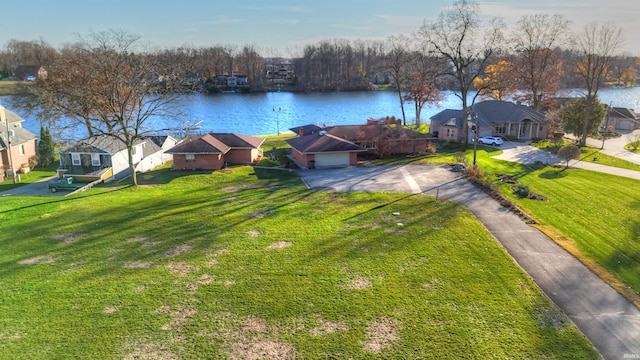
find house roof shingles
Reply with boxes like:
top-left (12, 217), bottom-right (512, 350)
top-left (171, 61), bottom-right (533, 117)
top-left (0, 108), bottom-right (37, 150)
top-left (286, 132), bottom-right (366, 154)
top-left (58, 135), bottom-right (146, 155)
top-left (430, 100), bottom-right (546, 129)
top-left (610, 107), bottom-right (639, 120)
top-left (166, 133), bottom-right (265, 154)
top-left (166, 134), bottom-right (230, 154)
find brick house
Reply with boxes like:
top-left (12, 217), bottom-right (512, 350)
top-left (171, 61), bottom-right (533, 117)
top-left (0, 107), bottom-right (38, 181)
top-left (166, 133), bottom-right (265, 170)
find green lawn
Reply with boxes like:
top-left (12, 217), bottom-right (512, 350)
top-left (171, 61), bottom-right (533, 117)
top-left (0, 166), bottom-right (597, 359)
top-left (490, 164), bottom-right (640, 297)
top-left (0, 164), bottom-right (58, 192)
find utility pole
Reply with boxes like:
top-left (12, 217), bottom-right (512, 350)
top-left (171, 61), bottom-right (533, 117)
top-left (601, 102), bottom-right (612, 150)
top-left (0, 106), bottom-right (16, 184)
top-left (273, 107), bottom-right (282, 135)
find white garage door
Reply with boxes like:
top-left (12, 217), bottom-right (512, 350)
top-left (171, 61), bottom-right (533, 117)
top-left (314, 152), bottom-right (350, 168)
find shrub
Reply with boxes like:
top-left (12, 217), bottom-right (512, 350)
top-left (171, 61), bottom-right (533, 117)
top-left (513, 185), bottom-right (530, 198)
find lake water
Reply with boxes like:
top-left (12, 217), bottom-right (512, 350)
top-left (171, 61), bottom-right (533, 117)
top-left (8, 87), bottom-right (640, 138)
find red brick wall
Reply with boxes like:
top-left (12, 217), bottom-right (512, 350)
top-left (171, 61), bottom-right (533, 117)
top-left (292, 149), bottom-right (315, 167)
top-left (172, 154), bottom-right (224, 170)
top-left (3, 140), bottom-right (36, 172)
top-left (225, 149), bottom-right (252, 164)
top-left (349, 152), bottom-right (358, 165)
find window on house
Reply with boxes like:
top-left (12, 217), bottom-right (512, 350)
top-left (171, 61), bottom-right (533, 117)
top-left (446, 128), bottom-right (455, 137)
top-left (185, 154), bottom-right (195, 161)
top-left (71, 153), bottom-right (81, 166)
top-left (19, 145), bottom-right (25, 155)
top-left (132, 146), bottom-right (137, 155)
top-left (495, 123), bottom-right (506, 134)
top-left (91, 153), bottom-right (101, 166)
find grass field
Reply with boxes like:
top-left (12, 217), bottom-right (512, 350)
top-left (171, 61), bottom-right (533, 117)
top-left (0, 166), bottom-right (597, 359)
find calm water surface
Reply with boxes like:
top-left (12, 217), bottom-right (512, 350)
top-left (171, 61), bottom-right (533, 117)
top-left (10, 87), bottom-right (640, 138)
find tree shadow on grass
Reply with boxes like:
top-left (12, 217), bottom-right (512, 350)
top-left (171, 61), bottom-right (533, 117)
top-left (538, 169), bottom-right (568, 180)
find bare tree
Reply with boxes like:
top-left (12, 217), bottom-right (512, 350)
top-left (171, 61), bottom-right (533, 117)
top-left (419, 0), bottom-right (504, 148)
top-left (511, 14), bottom-right (570, 111)
top-left (20, 30), bottom-right (183, 186)
top-left (385, 35), bottom-right (412, 125)
top-left (575, 22), bottom-right (623, 146)
top-left (403, 51), bottom-right (442, 127)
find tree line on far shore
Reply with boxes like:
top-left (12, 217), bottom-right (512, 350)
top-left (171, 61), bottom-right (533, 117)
top-left (1, 0), bottom-right (635, 185)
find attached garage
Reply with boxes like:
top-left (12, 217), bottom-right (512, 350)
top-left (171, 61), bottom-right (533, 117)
top-left (314, 152), bottom-right (351, 168)
top-left (286, 132), bottom-right (366, 169)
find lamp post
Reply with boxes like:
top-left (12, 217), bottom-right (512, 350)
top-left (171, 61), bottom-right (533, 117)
top-left (273, 107), bottom-right (281, 135)
top-left (467, 112), bottom-right (478, 169)
top-left (0, 106), bottom-right (16, 184)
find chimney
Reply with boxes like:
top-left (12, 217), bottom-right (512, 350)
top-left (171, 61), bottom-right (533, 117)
top-left (299, 127), bottom-right (304, 137)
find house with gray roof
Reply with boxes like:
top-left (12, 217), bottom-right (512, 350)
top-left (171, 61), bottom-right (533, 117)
top-left (287, 121), bottom-right (434, 168)
top-left (57, 134), bottom-right (178, 182)
top-left (605, 107), bottom-right (640, 131)
top-left (286, 130), bottom-right (367, 168)
top-left (429, 100), bottom-right (548, 143)
top-left (166, 133), bottom-right (265, 170)
top-left (0, 107), bottom-right (38, 181)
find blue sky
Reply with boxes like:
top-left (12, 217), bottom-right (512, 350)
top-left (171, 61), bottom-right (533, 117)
top-left (5, 0), bottom-right (639, 55)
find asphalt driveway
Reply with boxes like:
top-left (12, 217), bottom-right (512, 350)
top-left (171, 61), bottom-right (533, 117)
top-left (0, 175), bottom-right (66, 197)
top-left (299, 164), bottom-right (640, 359)
top-left (299, 163), bottom-right (465, 194)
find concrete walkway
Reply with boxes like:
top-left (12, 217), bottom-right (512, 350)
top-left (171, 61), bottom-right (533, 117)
top-left (434, 176), bottom-right (640, 360)
top-left (300, 164), bottom-right (640, 359)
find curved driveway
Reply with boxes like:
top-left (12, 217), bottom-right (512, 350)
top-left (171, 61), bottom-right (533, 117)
top-left (300, 164), bottom-right (640, 359)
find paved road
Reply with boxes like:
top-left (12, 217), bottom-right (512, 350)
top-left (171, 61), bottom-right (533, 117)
top-left (300, 164), bottom-right (640, 359)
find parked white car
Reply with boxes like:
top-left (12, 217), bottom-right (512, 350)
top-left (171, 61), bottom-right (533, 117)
top-left (477, 136), bottom-right (504, 146)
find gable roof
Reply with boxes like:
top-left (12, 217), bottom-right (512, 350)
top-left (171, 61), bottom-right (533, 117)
top-left (289, 124), bottom-right (323, 136)
top-left (610, 107), bottom-right (639, 120)
top-left (473, 100), bottom-right (546, 126)
top-left (429, 109), bottom-right (466, 128)
top-left (430, 101), bottom-right (546, 129)
top-left (1, 107), bottom-right (27, 125)
top-left (166, 133), bottom-right (264, 154)
top-left (166, 134), bottom-right (230, 154)
top-left (59, 135), bottom-right (147, 155)
top-left (209, 133), bottom-right (265, 149)
top-left (286, 132), bottom-right (366, 154)
top-left (0, 125), bottom-right (37, 150)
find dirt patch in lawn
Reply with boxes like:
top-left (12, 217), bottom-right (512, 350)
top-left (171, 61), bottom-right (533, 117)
top-left (309, 319), bottom-right (349, 336)
top-left (167, 262), bottom-right (196, 276)
top-left (123, 342), bottom-right (179, 360)
top-left (362, 317), bottom-right (399, 353)
top-left (266, 241), bottom-right (292, 249)
top-left (127, 236), bottom-right (147, 243)
top-left (206, 249), bottom-right (229, 266)
top-left (229, 340), bottom-right (296, 360)
top-left (158, 305), bottom-right (197, 331)
top-left (18, 256), bottom-right (57, 265)
top-left (228, 317), bottom-right (295, 360)
top-left (246, 230), bottom-right (260, 238)
top-left (52, 233), bottom-right (84, 244)
top-left (343, 277), bottom-right (372, 289)
top-left (142, 241), bottom-right (160, 247)
top-left (165, 244), bottom-right (193, 257)
top-left (241, 316), bottom-right (269, 333)
top-left (103, 306), bottom-right (118, 314)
